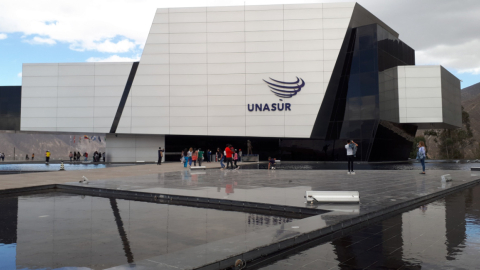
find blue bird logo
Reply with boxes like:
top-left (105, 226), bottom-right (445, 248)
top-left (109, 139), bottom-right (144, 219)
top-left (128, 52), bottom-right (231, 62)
top-left (263, 77), bottom-right (305, 98)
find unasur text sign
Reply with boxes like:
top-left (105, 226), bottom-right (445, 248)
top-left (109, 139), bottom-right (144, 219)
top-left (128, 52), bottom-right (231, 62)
top-left (247, 77), bottom-right (305, 112)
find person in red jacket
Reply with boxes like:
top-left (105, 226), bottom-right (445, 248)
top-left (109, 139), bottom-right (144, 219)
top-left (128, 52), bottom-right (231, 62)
top-left (225, 144), bottom-right (233, 169)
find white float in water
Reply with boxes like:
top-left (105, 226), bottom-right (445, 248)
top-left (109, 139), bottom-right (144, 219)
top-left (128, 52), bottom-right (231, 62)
top-left (305, 191), bottom-right (360, 204)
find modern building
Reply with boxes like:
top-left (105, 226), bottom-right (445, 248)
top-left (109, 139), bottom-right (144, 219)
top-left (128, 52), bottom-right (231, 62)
top-left (1, 2), bottom-right (462, 162)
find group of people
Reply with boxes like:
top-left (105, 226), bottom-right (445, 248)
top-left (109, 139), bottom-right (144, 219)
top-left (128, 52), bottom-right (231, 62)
top-left (180, 148), bottom-right (205, 167)
top-left (217, 145), bottom-right (240, 170)
top-left (343, 139), bottom-right (428, 174)
top-left (68, 151), bottom-right (105, 162)
top-left (179, 146), bottom-right (241, 170)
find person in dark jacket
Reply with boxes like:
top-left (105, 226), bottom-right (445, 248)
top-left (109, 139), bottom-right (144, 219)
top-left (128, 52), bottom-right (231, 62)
top-left (158, 147), bottom-right (163, 165)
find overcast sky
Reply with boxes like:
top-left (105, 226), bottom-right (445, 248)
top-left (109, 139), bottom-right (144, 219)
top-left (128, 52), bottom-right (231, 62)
top-left (1, 0), bottom-right (479, 87)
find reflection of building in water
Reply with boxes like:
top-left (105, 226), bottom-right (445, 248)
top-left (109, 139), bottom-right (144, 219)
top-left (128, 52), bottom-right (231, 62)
top-left (247, 213), bottom-right (293, 227)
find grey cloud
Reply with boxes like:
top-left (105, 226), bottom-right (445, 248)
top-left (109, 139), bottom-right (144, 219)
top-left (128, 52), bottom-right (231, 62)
top-left (355, 0), bottom-right (480, 50)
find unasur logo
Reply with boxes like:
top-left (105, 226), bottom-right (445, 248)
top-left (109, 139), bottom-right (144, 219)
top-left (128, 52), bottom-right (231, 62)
top-left (263, 77), bottom-right (305, 98)
top-left (247, 77), bottom-right (305, 112)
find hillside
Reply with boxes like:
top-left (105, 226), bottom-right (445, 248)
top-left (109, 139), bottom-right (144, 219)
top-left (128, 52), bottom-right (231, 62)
top-left (0, 132), bottom-right (105, 161)
top-left (461, 82), bottom-right (480, 101)
top-left (417, 82), bottom-right (480, 159)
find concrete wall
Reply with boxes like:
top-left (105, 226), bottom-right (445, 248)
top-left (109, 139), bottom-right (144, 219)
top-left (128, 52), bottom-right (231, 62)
top-left (106, 134), bottom-right (165, 162)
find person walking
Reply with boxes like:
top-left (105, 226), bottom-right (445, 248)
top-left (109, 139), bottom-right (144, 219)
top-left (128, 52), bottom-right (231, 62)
top-left (345, 140), bottom-right (357, 175)
top-left (225, 144), bottom-right (233, 169)
top-left (417, 141), bottom-right (427, 174)
top-left (192, 148), bottom-right (198, 166)
top-left (73, 152), bottom-right (77, 161)
top-left (25, 154), bottom-right (29, 160)
top-left (187, 147), bottom-right (193, 166)
top-left (31, 153), bottom-right (34, 161)
top-left (219, 151), bottom-right (225, 169)
top-left (77, 152), bottom-right (81, 162)
top-left (84, 152), bottom-right (88, 161)
top-left (69, 152), bottom-right (73, 162)
top-left (216, 148), bottom-right (221, 162)
top-left (206, 149), bottom-right (211, 163)
top-left (198, 148), bottom-right (204, 166)
top-left (157, 147), bottom-right (163, 165)
top-left (45, 150), bottom-right (51, 163)
top-left (183, 149), bottom-right (188, 168)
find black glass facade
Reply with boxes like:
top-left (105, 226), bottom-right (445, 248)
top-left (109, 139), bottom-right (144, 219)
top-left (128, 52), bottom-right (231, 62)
top-left (0, 86), bottom-right (21, 130)
top-left (307, 24), bottom-right (417, 161)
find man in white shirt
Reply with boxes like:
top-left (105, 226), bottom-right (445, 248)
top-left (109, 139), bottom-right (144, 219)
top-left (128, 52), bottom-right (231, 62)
top-left (345, 140), bottom-right (358, 175)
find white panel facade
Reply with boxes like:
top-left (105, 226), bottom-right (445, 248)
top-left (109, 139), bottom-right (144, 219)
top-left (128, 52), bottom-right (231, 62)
top-left (21, 62), bottom-right (132, 133)
top-left (105, 134), bottom-right (165, 162)
top-left (379, 66), bottom-right (461, 129)
top-left (119, 2), bottom-right (357, 138)
top-left (21, 3), bottom-right (460, 139)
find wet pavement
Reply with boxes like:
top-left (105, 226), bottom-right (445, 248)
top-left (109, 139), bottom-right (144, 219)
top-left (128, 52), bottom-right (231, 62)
top-left (241, 161), bottom-right (480, 171)
top-left (65, 169), bottom-right (479, 212)
top-left (0, 191), bottom-right (296, 270)
top-left (253, 184), bottom-right (480, 270)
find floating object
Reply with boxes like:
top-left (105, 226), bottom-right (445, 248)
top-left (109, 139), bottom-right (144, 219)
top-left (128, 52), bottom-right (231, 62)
top-left (441, 174), bottom-right (453, 182)
top-left (59, 161), bottom-right (65, 171)
top-left (305, 191), bottom-right (360, 204)
top-left (79, 176), bottom-right (89, 184)
top-left (190, 166), bottom-right (206, 170)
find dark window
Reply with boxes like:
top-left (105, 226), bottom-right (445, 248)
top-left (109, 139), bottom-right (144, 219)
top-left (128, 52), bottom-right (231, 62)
top-left (0, 86), bottom-right (21, 130)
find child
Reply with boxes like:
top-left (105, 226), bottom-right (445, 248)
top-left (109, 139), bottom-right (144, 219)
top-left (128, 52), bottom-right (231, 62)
top-left (233, 149), bottom-right (238, 169)
top-left (192, 149), bottom-right (198, 166)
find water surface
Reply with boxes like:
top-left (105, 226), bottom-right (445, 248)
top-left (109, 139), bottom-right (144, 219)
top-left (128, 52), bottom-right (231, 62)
top-left (0, 191), bottom-right (295, 270)
top-left (255, 184), bottom-right (480, 270)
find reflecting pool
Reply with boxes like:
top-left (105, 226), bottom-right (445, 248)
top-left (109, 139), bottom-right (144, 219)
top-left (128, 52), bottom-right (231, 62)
top-left (0, 163), bottom-right (132, 173)
top-left (255, 184), bottom-right (480, 270)
top-left (0, 192), bottom-right (296, 270)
